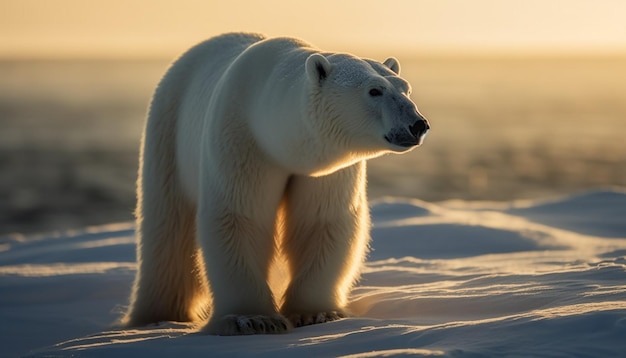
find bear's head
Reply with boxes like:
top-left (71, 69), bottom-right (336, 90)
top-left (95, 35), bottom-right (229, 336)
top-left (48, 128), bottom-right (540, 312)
top-left (305, 53), bottom-right (430, 156)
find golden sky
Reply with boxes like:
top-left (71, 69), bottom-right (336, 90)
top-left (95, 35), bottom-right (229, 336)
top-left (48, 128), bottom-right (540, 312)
top-left (1, 0), bottom-right (625, 58)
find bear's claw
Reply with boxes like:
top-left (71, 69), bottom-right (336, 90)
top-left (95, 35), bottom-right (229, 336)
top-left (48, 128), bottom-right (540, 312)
top-left (206, 314), bottom-right (292, 335)
top-left (288, 311), bottom-right (347, 328)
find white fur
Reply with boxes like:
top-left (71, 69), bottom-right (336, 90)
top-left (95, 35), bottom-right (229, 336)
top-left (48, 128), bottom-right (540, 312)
top-left (123, 33), bottom-right (429, 335)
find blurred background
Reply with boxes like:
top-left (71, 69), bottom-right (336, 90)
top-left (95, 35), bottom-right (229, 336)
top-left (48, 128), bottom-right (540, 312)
top-left (1, 0), bottom-right (625, 236)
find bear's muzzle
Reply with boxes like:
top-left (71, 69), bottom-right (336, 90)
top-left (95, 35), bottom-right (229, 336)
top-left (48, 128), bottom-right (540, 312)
top-left (385, 115), bottom-right (430, 148)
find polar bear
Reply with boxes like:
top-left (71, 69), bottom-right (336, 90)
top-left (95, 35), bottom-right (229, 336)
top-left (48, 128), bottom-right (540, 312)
top-left (123, 33), bottom-right (429, 335)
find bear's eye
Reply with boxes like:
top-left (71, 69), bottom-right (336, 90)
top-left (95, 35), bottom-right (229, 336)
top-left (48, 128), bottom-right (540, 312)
top-left (369, 88), bottom-right (383, 97)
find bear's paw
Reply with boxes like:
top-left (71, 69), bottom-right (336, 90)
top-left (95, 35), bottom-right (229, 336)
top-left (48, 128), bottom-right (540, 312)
top-left (206, 314), bottom-right (293, 335)
top-left (287, 311), bottom-right (347, 328)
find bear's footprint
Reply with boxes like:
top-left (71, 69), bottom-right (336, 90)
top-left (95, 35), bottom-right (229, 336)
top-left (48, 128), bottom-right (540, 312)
top-left (288, 311), bottom-right (347, 328)
top-left (211, 314), bottom-right (292, 335)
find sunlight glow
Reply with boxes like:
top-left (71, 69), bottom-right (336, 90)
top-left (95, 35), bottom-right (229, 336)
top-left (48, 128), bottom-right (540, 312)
top-left (1, 0), bottom-right (626, 58)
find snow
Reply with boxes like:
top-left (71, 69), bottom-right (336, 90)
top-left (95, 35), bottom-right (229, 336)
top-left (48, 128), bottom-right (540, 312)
top-left (2, 189), bottom-right (626, 357)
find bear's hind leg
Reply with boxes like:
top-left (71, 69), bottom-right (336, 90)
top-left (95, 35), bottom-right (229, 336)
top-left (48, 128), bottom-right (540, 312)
top-left (123, 128), bottom-right (209, 326)
top-left (281, 162), bottom-right (370, 327)
top-left (124, 196), bottom-right (209, 326)
top-left (124, 190), bottom-right (209, 326)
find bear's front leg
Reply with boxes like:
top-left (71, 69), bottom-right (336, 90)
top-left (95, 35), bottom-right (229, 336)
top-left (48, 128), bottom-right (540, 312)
top-left (197, 168), bottom-right (292, 335)
top-left (281, 161), bottom-right (370, 327)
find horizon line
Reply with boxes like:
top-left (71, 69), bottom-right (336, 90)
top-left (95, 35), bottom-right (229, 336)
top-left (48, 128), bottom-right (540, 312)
top-left (2, 48), bottom-right (626, 62)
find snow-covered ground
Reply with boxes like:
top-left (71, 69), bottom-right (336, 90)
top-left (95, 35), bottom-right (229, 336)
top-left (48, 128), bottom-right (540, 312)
top-left (1, 189), bottom-right (625, 357)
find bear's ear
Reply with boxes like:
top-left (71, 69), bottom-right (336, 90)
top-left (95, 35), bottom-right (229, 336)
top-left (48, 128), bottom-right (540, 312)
top-left (383, 57), bottom-right (400, 75)
top-left (306, 53), bottom-right (332, 84)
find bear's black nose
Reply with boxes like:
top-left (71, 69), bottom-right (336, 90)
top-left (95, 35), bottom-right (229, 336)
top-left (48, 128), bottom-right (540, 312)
top-left (409, 119), bottom-right (430, 139)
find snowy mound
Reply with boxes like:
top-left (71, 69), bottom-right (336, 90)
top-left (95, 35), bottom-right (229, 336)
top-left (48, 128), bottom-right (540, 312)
top-left (1, 189), bottom-right (625, 357)
top-left (507, 189), bottom-right (626, 237)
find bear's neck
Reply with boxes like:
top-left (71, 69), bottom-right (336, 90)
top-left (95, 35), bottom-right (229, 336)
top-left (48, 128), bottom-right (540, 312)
top-left (247, 85), bottom-right (364, 176)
